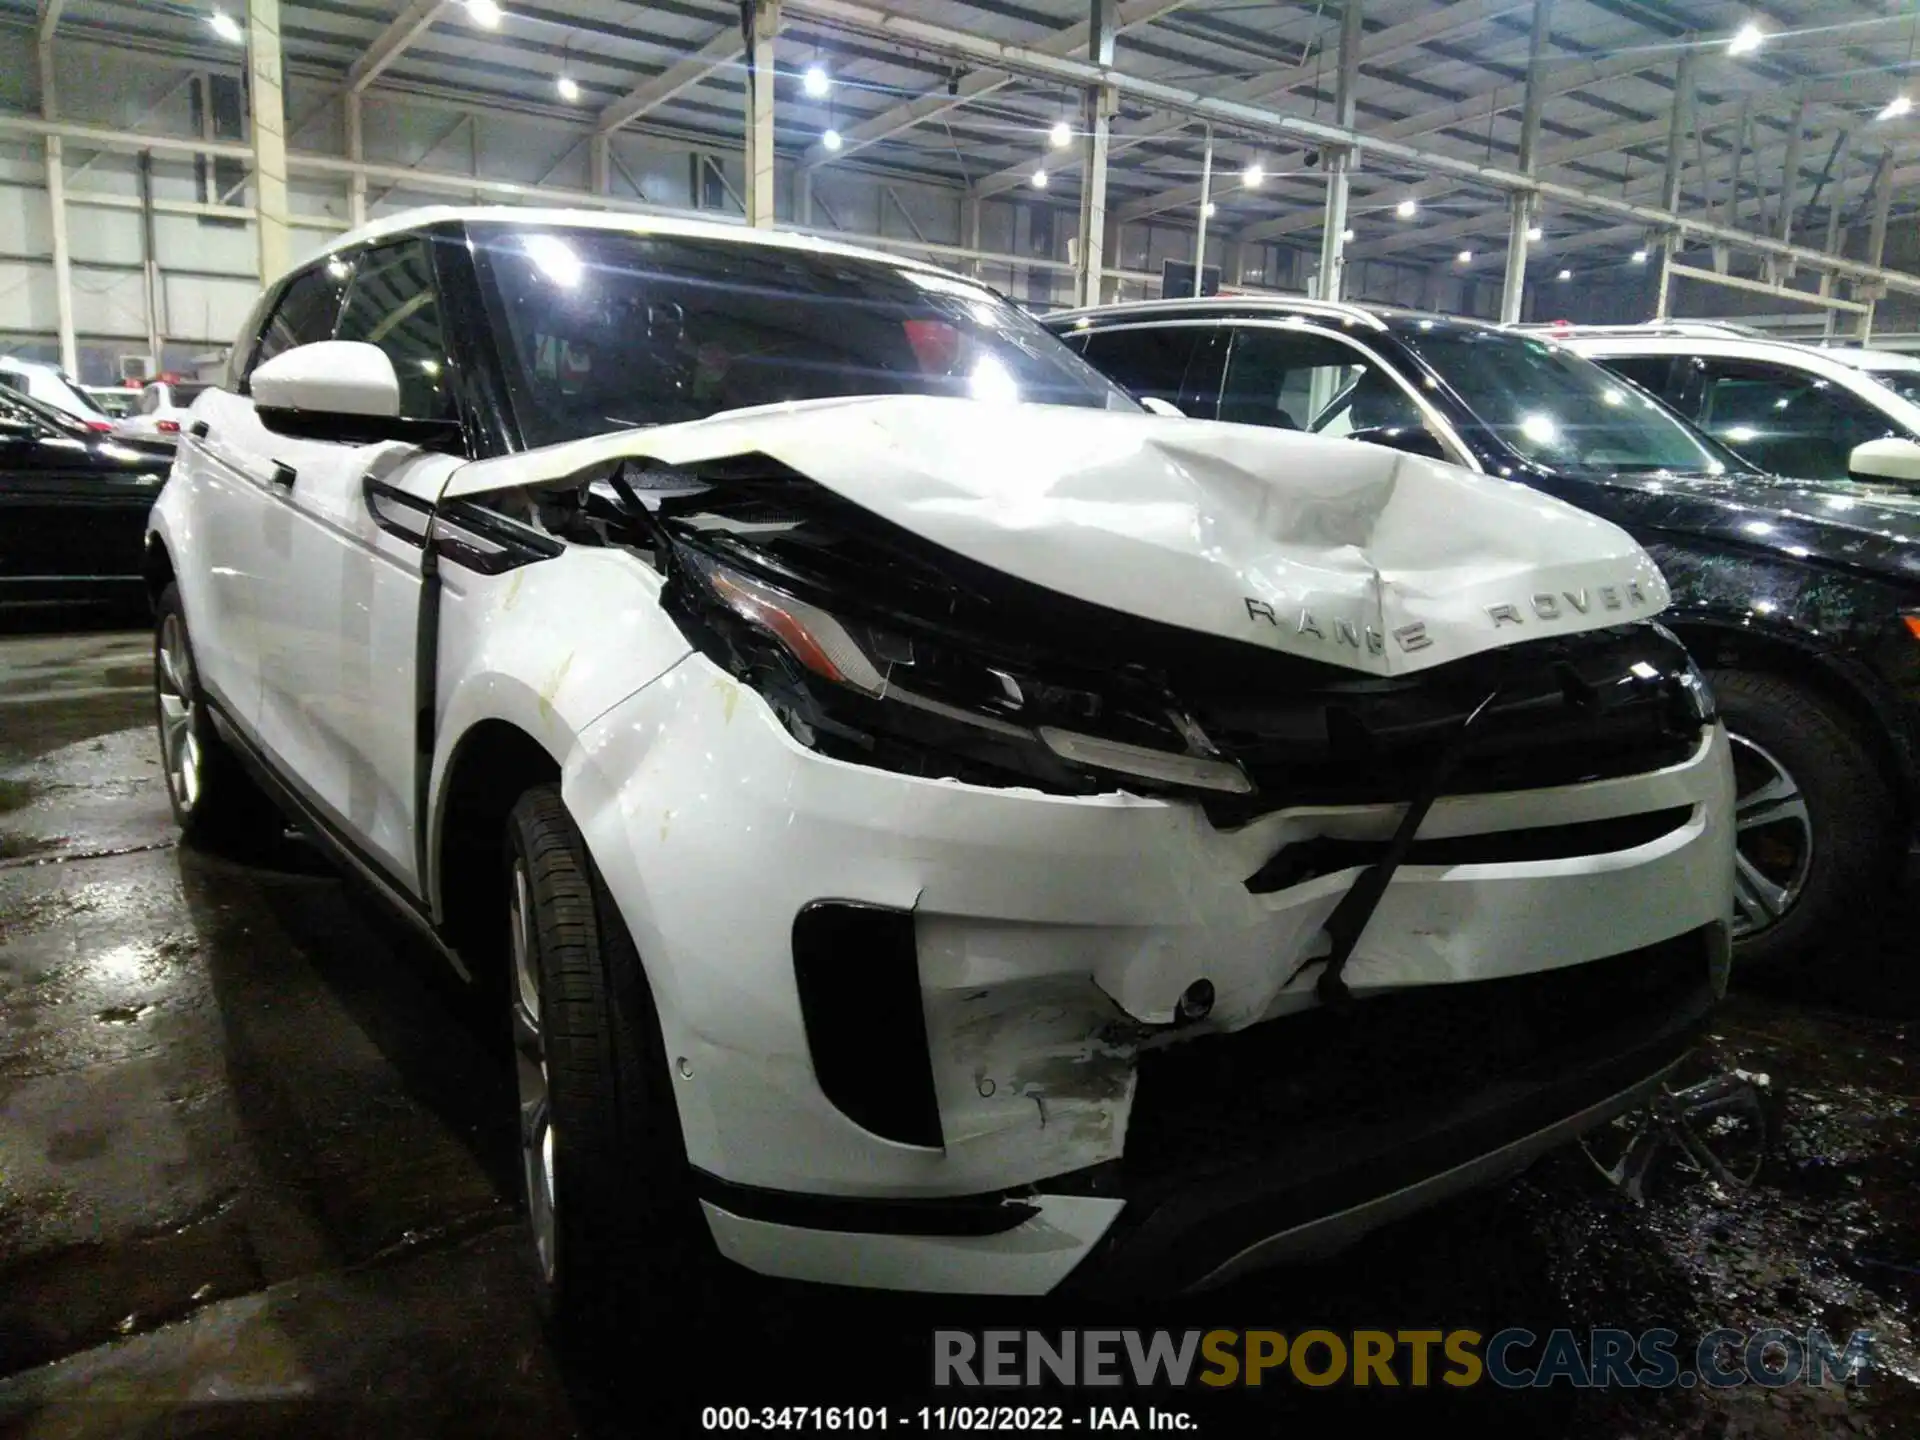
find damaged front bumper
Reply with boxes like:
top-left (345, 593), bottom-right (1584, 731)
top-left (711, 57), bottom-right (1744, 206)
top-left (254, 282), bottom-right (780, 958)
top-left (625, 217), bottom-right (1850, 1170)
top-left (566, 645), bottom-right (1736, 1298)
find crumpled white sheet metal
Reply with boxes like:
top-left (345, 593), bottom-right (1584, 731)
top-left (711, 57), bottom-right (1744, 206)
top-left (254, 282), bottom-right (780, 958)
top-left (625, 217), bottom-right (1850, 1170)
top-left (442, 394), bottom-right (1670, 676)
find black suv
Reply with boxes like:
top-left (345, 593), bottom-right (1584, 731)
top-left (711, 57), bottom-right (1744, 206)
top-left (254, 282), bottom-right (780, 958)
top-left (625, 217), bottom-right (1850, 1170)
top-left (1048, 297), bottom-right (1920, 970)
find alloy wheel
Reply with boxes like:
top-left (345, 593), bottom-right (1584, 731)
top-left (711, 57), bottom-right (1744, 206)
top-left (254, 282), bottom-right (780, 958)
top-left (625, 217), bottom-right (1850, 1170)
top-left (510, 860), bottom-right (558, 1284)
top-left (1726, 731), bottom-right (1814, 940)
top-left (156, 613), bottom-right (202, 815)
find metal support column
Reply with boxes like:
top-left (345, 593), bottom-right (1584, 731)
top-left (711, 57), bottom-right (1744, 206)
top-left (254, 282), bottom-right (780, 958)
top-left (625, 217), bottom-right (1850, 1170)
top-left (1653, 42), bottom-right (1693, 320)
top-left (965, 194), bottom-right (982, 279)
top-left (590, 133), bottom-right (610, 195)
top-left (1500, 0), bottom-right (1553, 324)
top-left (247, 0), bottom-right (292, 283)
top-left (1726, 97), bottom-right (1749, 229)
top-left (1860, 146), bottom-right (1893, 344)
top-left (745, 0), bottom-right (779, 229)
top-left (345, 90), bottom-right (367, 226)
top-left (138, 151), bottom-right (163, 365)
top-left (1776, 91), bottom-right (1806, 246)
top-left (1317, 0), bottom-right (1362, 304)
top-left (1191, 124), bottom-right (1212, 296)
top-left (37, 4), bottom-right (76, 377)
top-left (1819, 135), bottom-right (1850, 340)
top-left (1074, 0), bottom-right (1115, 308)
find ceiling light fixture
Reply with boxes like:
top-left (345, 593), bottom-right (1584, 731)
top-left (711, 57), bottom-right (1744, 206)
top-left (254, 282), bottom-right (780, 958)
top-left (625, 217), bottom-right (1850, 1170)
top-left (1631, 248), bottom-right (1649, 263)
top-left (1527, 225), bottom-right (1544, 242)
top-left (1457, 249), bottom-right (1473, 263)
top-left (466, 0), bottom-right (502, 28)
top-left (1049, 119), bottom-right (1072, 148)
top-left (1203, 201), bottom-right (1217, 217)
top-left (1242, 160), bottom-right (1264, 188)
top-left (1877, 94), bottom-right (1913, 121)
top-left (1728, 22), bottom-right (1765, 56)
top-left (207, 8), bottom-right (242, 41)
top-left (1031, 167), bottom-right (1049, 188)
top-left (821, 128), bottom-right (843, 152)
top-left (1341, 228), bottom-right (1355, 242)
top-left (556, 74), bottom-right (580, 102)
top-left (1557, 268), bottom-right (1572, 280)
top-left (1396, 197), bottom-right (1418, 219)
top-left (804, 63), bottom-right (831, 98)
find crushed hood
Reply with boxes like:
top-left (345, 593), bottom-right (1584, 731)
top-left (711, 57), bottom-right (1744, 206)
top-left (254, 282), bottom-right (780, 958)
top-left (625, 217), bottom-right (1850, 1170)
top-left (442, 395), bottom-right (1669, 677)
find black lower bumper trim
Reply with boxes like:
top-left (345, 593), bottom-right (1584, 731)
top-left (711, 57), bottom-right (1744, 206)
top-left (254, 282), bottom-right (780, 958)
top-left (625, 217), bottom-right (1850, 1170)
top-left (692, 1172), bottom-right (1040, 1236)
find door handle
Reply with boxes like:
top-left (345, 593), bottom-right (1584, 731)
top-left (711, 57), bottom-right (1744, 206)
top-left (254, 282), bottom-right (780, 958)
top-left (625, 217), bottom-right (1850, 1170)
top-left (270, 461), bottom-right (297, 488)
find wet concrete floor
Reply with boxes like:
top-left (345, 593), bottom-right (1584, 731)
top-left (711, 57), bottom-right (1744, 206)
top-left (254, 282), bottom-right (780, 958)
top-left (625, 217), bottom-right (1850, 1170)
top-left (0, 627), bottom-right (1914, 1438)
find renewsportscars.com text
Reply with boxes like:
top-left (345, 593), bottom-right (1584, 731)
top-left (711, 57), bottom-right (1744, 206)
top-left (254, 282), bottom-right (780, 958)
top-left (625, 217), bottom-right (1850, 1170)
top-left (934, 1328), bottom-right (1873, 1390)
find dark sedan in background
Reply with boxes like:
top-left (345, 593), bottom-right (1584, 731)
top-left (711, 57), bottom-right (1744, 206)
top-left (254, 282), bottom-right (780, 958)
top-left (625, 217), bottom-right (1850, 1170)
top-left (1049, 297), bottom-right (1920, 973)
top-left (0, 384), bottom-right (173, 615)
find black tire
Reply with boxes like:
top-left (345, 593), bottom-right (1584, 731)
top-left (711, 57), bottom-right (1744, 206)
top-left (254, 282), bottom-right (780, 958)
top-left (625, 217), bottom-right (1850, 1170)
top-left (1709, 667), bottom-right (1898, 971)
top-left (504, 784), bottom-right (710, 1336)
top-left (152, 582), bottom-right (282, 848)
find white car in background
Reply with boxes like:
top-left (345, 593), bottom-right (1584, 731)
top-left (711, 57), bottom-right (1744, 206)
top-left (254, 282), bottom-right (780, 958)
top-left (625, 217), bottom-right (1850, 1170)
top-left (1547, 323), bottom-right (1920, 484)
top-left (114, 379), bottom-right (209, 448)
top-left (144, 207), bottom-right (1734, 1319)
top-left (0, 355), bottom-right (114, 431)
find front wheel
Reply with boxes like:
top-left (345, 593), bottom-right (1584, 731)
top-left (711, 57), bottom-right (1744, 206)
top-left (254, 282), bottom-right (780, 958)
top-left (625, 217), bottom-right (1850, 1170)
top-left (152, 582), bottom-right (281, 847)
top-left (505, 784), bottom-right (711, 1331)
top-left (1709, 668), bottom-right (1898, 970)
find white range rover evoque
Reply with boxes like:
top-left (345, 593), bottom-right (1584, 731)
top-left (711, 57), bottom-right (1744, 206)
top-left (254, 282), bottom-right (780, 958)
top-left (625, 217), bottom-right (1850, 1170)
top-left (146, 206), bottom-right (1735, 1315)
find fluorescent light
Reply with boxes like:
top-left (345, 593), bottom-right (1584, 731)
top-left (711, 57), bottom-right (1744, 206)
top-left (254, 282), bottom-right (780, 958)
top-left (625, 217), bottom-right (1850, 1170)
top-left (1242, 161), bottom-right (1264, 188)
top-left (820, 128), bottom-right (842, 152)
top-left (207, 8), bottom-right (242, 41)
top-left (1878, 94), bottom-right (1912, 121)
top-left (1526, 225), bottom-right (1543, 242)
top-left (466, 0), bottom-right (502, 27)
top-left (1632, 248), bottom-right (1649, 264)
top-left (1396, 197), bottom-right (1418, 219)
top-left (803, 64), bottom-right (831, 98)
top-left (556, 74), bottom-right (580, 102)
top-left (1728, 22), bottom-right (1765, 56)
top-left (1049, 120), bottom-right (1072, 148)
top-left (1557, 268), bottom-right (1572, 281)
top-left (1457, 249), bottom-right (1473, 263)
top-left (1031, 167), bottom-right (1048, 189)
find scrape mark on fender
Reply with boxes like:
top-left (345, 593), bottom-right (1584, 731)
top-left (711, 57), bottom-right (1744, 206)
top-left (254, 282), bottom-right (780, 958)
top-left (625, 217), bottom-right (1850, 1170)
top-left (537, 652), bottom-right (574, 724)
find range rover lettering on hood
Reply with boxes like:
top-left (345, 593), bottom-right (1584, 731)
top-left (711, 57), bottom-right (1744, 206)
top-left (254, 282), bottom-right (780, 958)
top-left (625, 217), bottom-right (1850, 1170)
top-left (441, 395), bottom-right (1670, 677)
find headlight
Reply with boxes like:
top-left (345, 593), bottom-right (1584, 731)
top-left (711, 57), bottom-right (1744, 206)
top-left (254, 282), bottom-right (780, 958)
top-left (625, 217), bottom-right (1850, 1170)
top-left (671, 547), bottom-right (1251, 796)
top-left (1649, 620), bottom-right (1717, 724)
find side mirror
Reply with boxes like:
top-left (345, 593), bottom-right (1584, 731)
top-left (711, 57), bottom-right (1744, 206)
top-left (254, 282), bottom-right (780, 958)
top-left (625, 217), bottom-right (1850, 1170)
top-left (1848, 436), bottom-right (1920, 486)
top-left (1139, 395), bottom-right (1186, 418)
top-left (1348, 425), bottom-right (1450, 463)
top-left (251, 340), bottom-right (462, 451)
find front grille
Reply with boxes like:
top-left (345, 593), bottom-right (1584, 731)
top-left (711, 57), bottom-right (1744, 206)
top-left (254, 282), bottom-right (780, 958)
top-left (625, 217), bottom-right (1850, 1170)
top-left (1243, 804), bottom-right (1693, 892)
top-left (1192, 627), bottom-right (1704, 824)
top-left (1121, 929), bottom-right (1709, 1187)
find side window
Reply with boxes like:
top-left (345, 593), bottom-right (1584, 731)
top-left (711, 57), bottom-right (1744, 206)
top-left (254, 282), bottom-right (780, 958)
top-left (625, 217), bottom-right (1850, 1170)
top-left (0, 373), bottom-right (24, 395)
top-left (1698, 361), bottom-right (1896, 482)
top-left (1597, 354), bottom-right (1674, 401)
top-left (248, 263), bottom-right (348, 378)
top-left (139, 387), bottom-right (161, 416)
top-left (1077, 327), bottom-right (1202, 412)
top-left (1220, 327), bottom-right (1423, 439)
top-left (335, 238), bottom-right (454, 421)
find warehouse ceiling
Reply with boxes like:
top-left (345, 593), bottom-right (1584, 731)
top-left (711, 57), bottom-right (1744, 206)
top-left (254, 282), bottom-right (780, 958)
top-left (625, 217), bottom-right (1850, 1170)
top-left (11, 0), bottom-right (1919, 273)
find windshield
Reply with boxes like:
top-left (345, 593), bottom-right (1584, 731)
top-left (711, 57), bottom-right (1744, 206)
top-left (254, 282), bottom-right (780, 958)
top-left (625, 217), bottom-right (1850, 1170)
top-left (468, 224), bottom-right (1136, 449)
top-left (1402, 328), bottom-right (1745, 475)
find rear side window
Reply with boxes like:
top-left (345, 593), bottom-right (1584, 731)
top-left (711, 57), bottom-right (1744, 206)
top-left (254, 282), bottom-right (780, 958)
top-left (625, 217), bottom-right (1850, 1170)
top-left (249, 263), bottom-right (349, 377)
top-left (336, 238), bottom-right (455, 421)
top-left (1076, 327), bottom-right (1202, 411)
top-left (1698, 361), bottom-right (1896, 482)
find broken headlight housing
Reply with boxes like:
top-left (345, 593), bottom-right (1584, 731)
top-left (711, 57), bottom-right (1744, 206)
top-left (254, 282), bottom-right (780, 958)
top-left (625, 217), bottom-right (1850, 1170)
top-left (669, 546), bottom-right (1251, 797)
